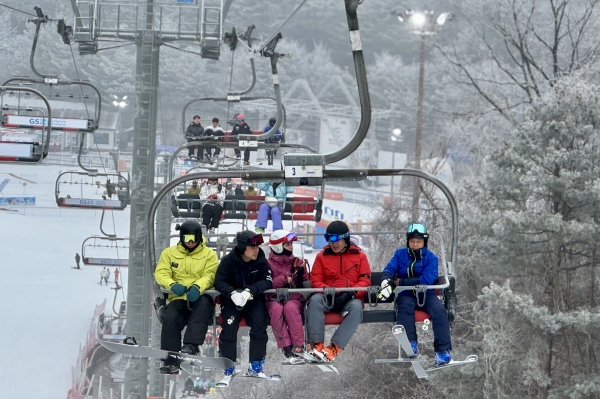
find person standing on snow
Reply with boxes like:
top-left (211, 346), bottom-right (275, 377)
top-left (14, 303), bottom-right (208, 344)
top-left (154, 220), bottom-right (219, 374)
top-left (99, 267), bottom-right (110, 285)
top-left (75, 253), bottom-right (81, 269)
top-left (114, 268), bottom-right (120, 285)
top-left (305, 221), bottom-right (371, 362)
top-left (214, 230), bottom-right (272, 380)
top-left (379, 223), bottom-right (452, 365)
top-left (265, 230), bottom-right (310, 359)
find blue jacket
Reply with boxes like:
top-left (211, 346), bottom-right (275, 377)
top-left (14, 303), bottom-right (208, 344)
top-left (381, 247), bottom-right (438, 296)
top-left (263, 126), bottom-right (282, 143)
top-left (257, 181), bottom-right (294, 204)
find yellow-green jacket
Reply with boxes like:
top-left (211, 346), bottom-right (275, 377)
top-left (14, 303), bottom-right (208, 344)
top-left (154, 238), bottom-right (218, 302)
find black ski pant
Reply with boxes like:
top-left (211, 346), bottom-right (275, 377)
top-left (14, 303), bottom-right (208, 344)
top-left (219, 300), bottom-right (269, 363)
top-left (395, 292), bottom-right (452, 352)
top-left (161, 296), bottom-right (214, 353)
top-left (187, 139), bottom-right (197, 158)
top-left (202, 203), bottom-right (223, 228)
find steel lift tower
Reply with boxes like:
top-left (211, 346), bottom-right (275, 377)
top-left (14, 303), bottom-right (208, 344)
top-left (68, 1), bottom-right (233, 397)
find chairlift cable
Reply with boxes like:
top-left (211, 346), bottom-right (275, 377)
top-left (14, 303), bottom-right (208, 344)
top-left (162, 43), bottom-right (203, 57)
top-left (95, 43), bottom-right (136, 53)
top-left (0, 3), bottom-right (42, 18)
top-left (257, 0), bottom-right (309, 54)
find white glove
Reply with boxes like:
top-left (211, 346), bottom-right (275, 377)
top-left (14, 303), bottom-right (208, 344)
top-left (378, 279), bottom-right (393, 300)
top-left (239, 289), bottom-right (252, 306)
top-left (231, 291), bottom-right (245, 307)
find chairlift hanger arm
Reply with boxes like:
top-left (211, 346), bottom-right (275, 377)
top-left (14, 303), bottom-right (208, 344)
top-left (322, 0), bottom-right (371, 165)
top-left (226, 25), bottom-right (258, 96)
top-left (28, 7), bottom-right (57, 80)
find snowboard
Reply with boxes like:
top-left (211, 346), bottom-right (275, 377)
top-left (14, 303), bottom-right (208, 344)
top-left (96, 339), bottom-right (234, 370)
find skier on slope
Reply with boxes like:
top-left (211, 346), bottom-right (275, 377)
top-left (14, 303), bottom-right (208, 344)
top-left (99, 267), bottom-right (109, 285)
top-left (379, 223), bottom-right (453, 365)
top-left (213, 230), bottom-right (273, 381)
top-left (154, 220), bottom-right (219, 374)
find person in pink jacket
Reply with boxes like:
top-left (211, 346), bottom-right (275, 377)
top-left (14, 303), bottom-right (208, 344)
top-left (265, 230), bottom-right (310, 360)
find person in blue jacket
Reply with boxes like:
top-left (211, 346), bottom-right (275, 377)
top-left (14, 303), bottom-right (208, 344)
top-left (254, 181), bottom-right (294, 233)
top-left (379, 223), bottom-right (452, 365)
top-left (263, 117), bottom-right (282, 165)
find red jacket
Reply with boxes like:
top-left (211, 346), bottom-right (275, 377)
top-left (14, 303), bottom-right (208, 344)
top-left (310, 244), bottom-right (371, 299)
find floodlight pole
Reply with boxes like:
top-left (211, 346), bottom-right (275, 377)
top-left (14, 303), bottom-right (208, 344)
top-left (412, 36), bottom-right (426, 222)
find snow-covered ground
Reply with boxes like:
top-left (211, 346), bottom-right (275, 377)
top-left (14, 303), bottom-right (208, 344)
top-left (0, 162), bottom-right (130, 399)
top-left (0, 160), bottom-right (377, 399)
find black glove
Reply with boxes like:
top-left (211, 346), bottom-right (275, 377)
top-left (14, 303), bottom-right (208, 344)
top-left (295, 268), bottom-right (305, 287)
top-left (170, 283), bottom-right (187, 296)
top-left (187, 285), bottom-right (201, 302)
top-left (330, 292), bottom-right (355, 313)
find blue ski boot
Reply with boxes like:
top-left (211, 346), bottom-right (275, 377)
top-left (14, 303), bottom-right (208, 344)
top-left (435, 350), bottom-right (452, 366)
top-left (409, 341), bottom-right (418, 356)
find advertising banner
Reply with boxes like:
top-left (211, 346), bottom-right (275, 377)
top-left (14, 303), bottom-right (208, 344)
top-left (0, 196), bottom-right (35, 205)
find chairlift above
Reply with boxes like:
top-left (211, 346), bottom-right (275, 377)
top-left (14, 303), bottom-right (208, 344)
top-left (0, 87), bottom-right (52, 163)
top-left (56, 171), bottom-right (130, 210)
top-left (82, 235), bottom-right (129, 267)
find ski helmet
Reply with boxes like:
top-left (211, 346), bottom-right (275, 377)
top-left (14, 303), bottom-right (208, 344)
top-left (235, 230), bottom-right (264, 252)
top-left (178, 220), bottom-right (203, 249)
top-left (236, 114), bottom-right (245, 121)
top-left (406, 223), bottom-right (428, 247)
top-left (269, 230), bottom-right (297, 254)
top-left (324, 221), bottom-right (351, 245)
top-left (269, 117), bottom-right (276, 127)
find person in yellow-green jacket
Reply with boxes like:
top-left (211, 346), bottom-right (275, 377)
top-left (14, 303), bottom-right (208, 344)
top-left (154, 220), bottom-right (219, 374)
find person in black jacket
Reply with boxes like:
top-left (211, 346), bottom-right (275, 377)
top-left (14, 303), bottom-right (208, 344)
top-left (185, 115), bottom-right (204, 159)
top-left (232, 114), bottom-right (253, 165)
top-left (214, 230), bottom-right (272, 378)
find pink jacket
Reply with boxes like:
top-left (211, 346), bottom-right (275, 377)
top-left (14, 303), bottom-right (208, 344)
top-left (268, 251), bottom-right (309, 302)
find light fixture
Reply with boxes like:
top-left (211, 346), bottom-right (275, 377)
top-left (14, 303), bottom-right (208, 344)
top-left (436, 13), bottom-right (451, 26)
top-left (411, 12), bottom-right (427, 29)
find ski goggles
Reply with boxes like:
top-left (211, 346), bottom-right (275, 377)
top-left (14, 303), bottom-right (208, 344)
top-left (269, 231), bottom-right (298, 245)
top-left (183, 234), bottom-right (197, 242)
top-left (245, 234), bottom-right (264, 246)
top-left (324, 232), bottom-right (350, 243)
top-left (407, 223), bottom-right (427, 234)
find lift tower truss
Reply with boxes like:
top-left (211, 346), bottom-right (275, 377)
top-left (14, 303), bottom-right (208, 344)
top-left (68, 1), bottom-right (233, 398)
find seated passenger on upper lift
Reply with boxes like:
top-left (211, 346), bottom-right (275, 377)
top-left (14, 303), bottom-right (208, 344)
top-left (199, 177), bottom-right (226, 234)
top-left (253, 181), bottom-right (294, 233)
top-left (204, 117), bottom-right (224, 160)
top-left (154, 220), bottom-right (218, 374)
top-left (263, 117), bottom-right (282, 166)
top-left (187, 180), bottom-right (201, 195)
top-left (379, 223), bottom-right (452, 365)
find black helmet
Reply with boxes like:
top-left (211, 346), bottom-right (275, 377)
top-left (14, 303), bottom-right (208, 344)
top-left (192, 180), bottom-right (198, 186)
top-left (235, 230), bottom-right (264, 252)
top-left (269, 117), bottom-right (276, 127)
top-left (406, 223), bottom-right (428, 247)
top-left (177, 220), bottom-right (203, 251)
top-left (325, 220), bottom-right (351, 245)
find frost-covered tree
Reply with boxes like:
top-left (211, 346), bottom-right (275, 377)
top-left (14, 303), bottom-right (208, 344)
top-left (457, 76), bottom-right (600, 397)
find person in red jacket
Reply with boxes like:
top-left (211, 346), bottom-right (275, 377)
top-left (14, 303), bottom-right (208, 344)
top-left (305, 221), bottom-right (371, 362)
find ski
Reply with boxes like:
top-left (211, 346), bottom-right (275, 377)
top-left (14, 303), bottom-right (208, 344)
top-left (238, 372), bottom-right (282, 381)
top-left (96, 339), bottom-right (234, 370)
top-left (425, 355), bottom-right (478, 372)
top-left (374, 325), bottom-right (477, 379)
top-left (216, 370), bottom-right (240, 387)
top-left (280, 351), bottom-right (339, 373)
top-left (216, 370), bottom-right (281, 386)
